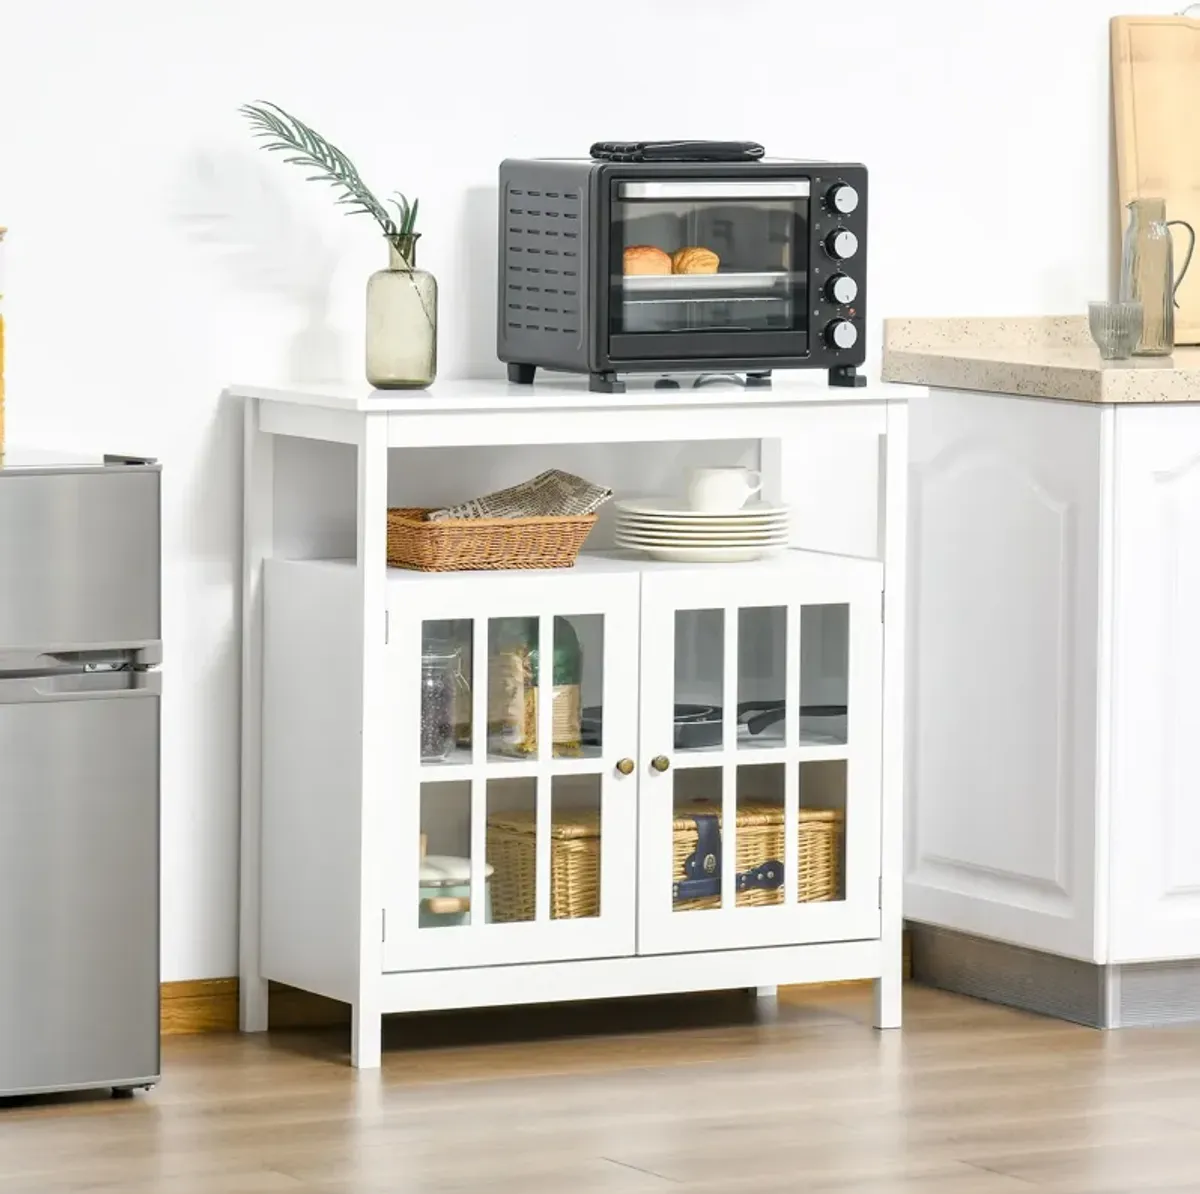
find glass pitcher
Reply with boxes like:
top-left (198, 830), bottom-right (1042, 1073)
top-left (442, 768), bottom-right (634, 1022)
top-left (1119, 198), bottom-right (1196, 355)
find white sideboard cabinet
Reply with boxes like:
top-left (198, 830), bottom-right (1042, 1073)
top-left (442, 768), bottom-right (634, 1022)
top-left (234, 377), bottom-right (910, 1067)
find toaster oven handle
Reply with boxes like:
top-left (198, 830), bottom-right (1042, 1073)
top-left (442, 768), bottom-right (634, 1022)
top-left (618, 180), bottom-right (812, 201)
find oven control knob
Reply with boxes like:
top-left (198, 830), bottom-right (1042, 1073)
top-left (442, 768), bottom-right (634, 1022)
top-left (826, 273), bottom-right (858, 305)
top-left (825, 229), bottom-right (859, 260)
top-left (825, 319), bottom-right (859, 350)
top-left (827, 183), bottom-right (859, 215)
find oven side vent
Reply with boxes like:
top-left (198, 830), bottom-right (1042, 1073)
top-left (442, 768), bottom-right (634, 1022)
top-left (505, 192), bottom-right (582, 336)
top-left (497, 161), bottom-right (590, 371)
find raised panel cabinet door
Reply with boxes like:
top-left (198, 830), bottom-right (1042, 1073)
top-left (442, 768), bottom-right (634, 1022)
top-left (905, 390), bottom-right (1104, 961)
top-left (381, 566), bottom-right (640, 973)
top-left (636, 554), bottom-right (883, 957)
top-left (1110, 407), bottom-right (1200, 963)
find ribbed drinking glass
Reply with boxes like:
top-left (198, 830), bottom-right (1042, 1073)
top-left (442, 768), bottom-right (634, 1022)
top-left (1088, 301), bottom-right (1142, 361)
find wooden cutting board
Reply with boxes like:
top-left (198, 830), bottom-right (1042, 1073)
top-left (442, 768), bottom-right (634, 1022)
top-left (1112, 14), bottom-right (1200, 344)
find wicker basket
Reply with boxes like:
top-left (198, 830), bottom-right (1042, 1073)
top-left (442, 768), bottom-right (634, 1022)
top-left (672, 802), bottom-right (841, 911)
top-left (386, 507), bottom-right (597, 572)
top-left (486, 802), bottom-right (841, 922)
top-left (487, 809), bottom-right (601, 921)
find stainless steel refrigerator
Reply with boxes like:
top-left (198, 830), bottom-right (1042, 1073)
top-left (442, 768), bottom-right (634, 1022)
top-left (0, 450), bottom-right (161, 1098)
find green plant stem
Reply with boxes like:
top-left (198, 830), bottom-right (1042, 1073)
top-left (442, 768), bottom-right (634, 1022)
top-left (241, 101), bottom-right (433, 330)
top-left (389, 237), bottom-right (436, 332)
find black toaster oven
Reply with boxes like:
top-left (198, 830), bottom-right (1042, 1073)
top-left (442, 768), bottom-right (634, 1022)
top-left (497, 157), bottom-right (867, 393)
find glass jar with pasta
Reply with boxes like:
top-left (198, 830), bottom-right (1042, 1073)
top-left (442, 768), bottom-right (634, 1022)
top-left (487, 616), bottom-right (582, 758)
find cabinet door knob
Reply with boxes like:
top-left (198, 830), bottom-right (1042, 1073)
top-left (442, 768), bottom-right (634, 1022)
top-left (651, 755), bottom-right (671, 773)
top-left (616, 757), bottom-right (635, 776)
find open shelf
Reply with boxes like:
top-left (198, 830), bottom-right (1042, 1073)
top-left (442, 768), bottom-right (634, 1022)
top-left (387, 550), bottom-right (809, 584)
top-left (267, 550), bottom-right (880, 592)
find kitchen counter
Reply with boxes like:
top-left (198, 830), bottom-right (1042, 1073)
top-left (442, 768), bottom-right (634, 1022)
top-left (882, 315), bottom-right (1200, 402)
top-left (887, 314), bottom-right (1200, 1029)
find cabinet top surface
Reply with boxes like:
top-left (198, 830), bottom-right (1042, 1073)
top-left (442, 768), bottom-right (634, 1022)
top-left (882, 316), bottom-right (1200, 404)
top-left (227, 374), bottom-right (913, 414)
top-left (0, 447), bottom-right (156, 474)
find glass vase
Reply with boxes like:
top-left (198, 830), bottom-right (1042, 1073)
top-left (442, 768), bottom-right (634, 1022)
top-left (365, 233), bottom-right (437, 389)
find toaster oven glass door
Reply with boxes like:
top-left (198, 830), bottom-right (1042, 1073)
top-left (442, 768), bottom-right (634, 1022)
top-left (609, 179), bottom-right (810, 359)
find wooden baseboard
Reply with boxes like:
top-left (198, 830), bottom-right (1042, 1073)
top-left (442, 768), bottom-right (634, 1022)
top-left (162, 932), bottom-right (913, 1036)
top-left (161, 978), bottom-right (239, 1035)
top-left (160, 979), bottom-right (346, 1036)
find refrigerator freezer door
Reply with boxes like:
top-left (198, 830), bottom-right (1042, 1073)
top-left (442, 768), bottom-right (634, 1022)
top-left (0, 672), bottom-right (160, 1096)
top-left (0, 467), bottom-right (160, 657)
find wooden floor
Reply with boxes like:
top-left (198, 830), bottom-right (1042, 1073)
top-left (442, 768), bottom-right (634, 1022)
top-left (4, 985), bottom-right (1200, 1193)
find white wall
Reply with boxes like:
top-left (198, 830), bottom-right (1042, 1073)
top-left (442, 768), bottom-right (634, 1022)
top-left (0, 0), bottom-right (1159, 980)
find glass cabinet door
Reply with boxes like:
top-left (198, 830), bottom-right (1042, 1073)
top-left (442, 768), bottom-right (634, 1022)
top-left (382, 568), bottom-right (639, 973)
top-left (609, 178), bottom-right (811, 359)
top-left (636, 555), bottom-right (883, 956)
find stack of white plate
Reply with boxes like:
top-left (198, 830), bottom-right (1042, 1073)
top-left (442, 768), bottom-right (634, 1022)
top-left (614, 498), bottom-right (791, 563)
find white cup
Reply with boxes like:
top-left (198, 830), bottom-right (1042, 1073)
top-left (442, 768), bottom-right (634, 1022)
top-left (686, 467), bottom-right (763, 512)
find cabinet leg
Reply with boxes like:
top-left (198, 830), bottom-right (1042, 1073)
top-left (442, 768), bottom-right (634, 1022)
top-left (873, 969), bottom-right (902, 1030)
top-left (754, 985), bottom-right (779, 1000)
top-left (240, 974), bottom-right (269, 1033)
top-left (351, 1003), bottom-right (382, 1069)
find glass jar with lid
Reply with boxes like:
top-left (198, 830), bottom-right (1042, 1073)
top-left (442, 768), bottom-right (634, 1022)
top-left (420, 640), bottom-right (468, 762)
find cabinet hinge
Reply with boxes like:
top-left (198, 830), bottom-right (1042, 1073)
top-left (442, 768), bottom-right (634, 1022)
top-left (381, 909), bottom-right (387, 942)
top-left (385, 610), bottom-right (390, 644)
top-left (878, 877), bottom-right (883, 908)
top-left (880, 589), bottom-right (886, 622)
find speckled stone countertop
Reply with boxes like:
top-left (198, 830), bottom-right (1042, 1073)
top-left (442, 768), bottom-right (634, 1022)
top-left (882, 316), bottom-right (1200, 403)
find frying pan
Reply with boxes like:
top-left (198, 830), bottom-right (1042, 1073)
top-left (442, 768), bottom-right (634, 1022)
top-left (581, 701), bottom-right (847, 751)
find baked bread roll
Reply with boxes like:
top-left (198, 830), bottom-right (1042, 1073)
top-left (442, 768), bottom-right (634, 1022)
top-left (623, 245), bottom-right (672, 275)
top-left (672, 246), bottom-right (720, 275)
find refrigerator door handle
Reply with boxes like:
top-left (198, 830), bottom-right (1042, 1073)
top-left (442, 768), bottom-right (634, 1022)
top-left (0, 647), bottom-right (160, 673)
top-left (0, 671), bottom-right (161, 704)
top-left (102, 454), bottom-right (158, 467)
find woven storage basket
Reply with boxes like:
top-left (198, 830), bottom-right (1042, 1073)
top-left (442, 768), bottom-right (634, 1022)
top-left (486, 803), bottom-right (841, 922)
top-left (672, 802), bottom-right (841, 911)
top-left (487, 808), bottom-right (601, 922)
top-left (386, 507), bottom-right (597, 572)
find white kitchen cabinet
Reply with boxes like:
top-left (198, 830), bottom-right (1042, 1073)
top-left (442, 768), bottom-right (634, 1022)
top-left (1110, 407), bottom-right (1200, 965)
top-left (906, 389), bottom-right (1200, 1025)
top-left (236, 377), bottom-right (909, 1067)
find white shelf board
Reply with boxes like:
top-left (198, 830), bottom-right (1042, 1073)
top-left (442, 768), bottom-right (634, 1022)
top-left (671, 743), bottom-right (850, 770)
top-left (228, 373), bottom-right (915, 414)
top-left (417, 739), bottom-right (846, 780)
top-left (289, 549), bottom-right (883, 589)
top-left (419, 746), bottom-right (605, 782)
